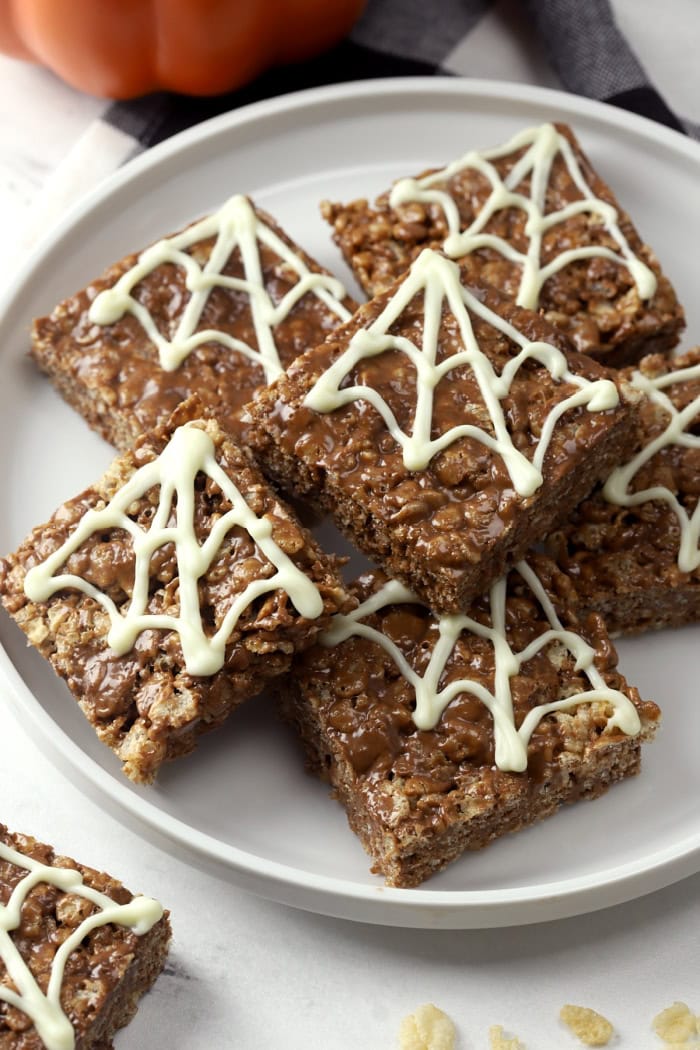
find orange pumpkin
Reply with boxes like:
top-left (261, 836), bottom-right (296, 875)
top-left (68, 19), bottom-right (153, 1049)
top-left (0, 0), bottom-right (367, 99)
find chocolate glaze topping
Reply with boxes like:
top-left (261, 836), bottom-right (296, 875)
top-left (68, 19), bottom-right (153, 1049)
top-left (297, 563), bottom-right (657, 798)
top-left (262, 274), bottom-right (630, 572)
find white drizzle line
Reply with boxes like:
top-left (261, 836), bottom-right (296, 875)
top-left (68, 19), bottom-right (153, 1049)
top-left (321, 562), bottom-right (640, 773)
top-left (0, 839), bottom-right (162, 1050)
top-left (603, 361), bottom-right (700, 573)
top-left (23, 423), bottom-right (324, 676)
top-left (88, 194), bottom-right (352, 380)
top-left (388, 122), bottom-right (657, 310)
top-left (304, 249), bottom-right (619, 494)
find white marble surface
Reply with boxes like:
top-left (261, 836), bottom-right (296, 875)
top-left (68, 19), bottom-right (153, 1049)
top-left (1, 13), bottom-right (700, 1050)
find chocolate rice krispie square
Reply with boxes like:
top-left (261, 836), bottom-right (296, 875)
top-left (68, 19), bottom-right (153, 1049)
top-left (31, 194), bottom-right (358, 451)
top-left (322, 122), bottom-right (684, 368)
top-left (0, 400), bottom-right (349, 783)
top-left (547, 348), bottom-right (700, 635)
top-left (278, 557), bottom-right (660, 887)
top-left (0, 823), bottom-right (170, 1049)
top-left (244, 247), bottom-right (638, 613)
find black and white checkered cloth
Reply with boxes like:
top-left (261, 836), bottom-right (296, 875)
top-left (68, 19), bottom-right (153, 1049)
top-left (102, 0), bottom-right (696, 152)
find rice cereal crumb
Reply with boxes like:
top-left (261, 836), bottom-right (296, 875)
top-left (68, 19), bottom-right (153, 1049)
top-left (560, 1004), bottom-right (614, 1046)
top-left (489, 1023), bottom-right (526, 1049)
top-left (398, 1004), bottom-right (456, 1050)
top-left (652, 1002), bottom-right (699, 1044)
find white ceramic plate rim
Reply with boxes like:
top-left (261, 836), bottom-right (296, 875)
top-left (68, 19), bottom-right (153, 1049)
top-left (2, 76), bottom-right (700, 928)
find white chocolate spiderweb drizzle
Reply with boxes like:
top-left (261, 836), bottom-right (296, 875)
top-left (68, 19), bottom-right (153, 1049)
top-left (304, 249), bottom-right (620, 495)
top-left (321, 562), bottom-right (641, 773)
top-left (23, 423), bottom-right (323, 676)
top-left (603, 360), bottom-right (700, 572)
top-left (0, 838), bottom-right (163, 1050)
top-left (88, 193), bottom-right (352, 380)
top-left (389, 122), bottom-right (657, 310)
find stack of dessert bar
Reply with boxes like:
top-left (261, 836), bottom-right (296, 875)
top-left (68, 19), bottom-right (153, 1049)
top-left (3, 123), bottom-right (697, 900)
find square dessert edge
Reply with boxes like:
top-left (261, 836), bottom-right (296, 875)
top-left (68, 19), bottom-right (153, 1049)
top-left (276, 556), bottom-right (660, 888)
top-left (0, 823), bottom-right (170, 1049)
top-left (322, 121), bottom-right (684, 369)
top-left (547, 347), bottom-right (700, 635)
top-left (30, 194), bottom-right (358, 452)
top-left (0, 398), bottom-right (350, 783)
top-left (243, 248), bottom-right (640, 614)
